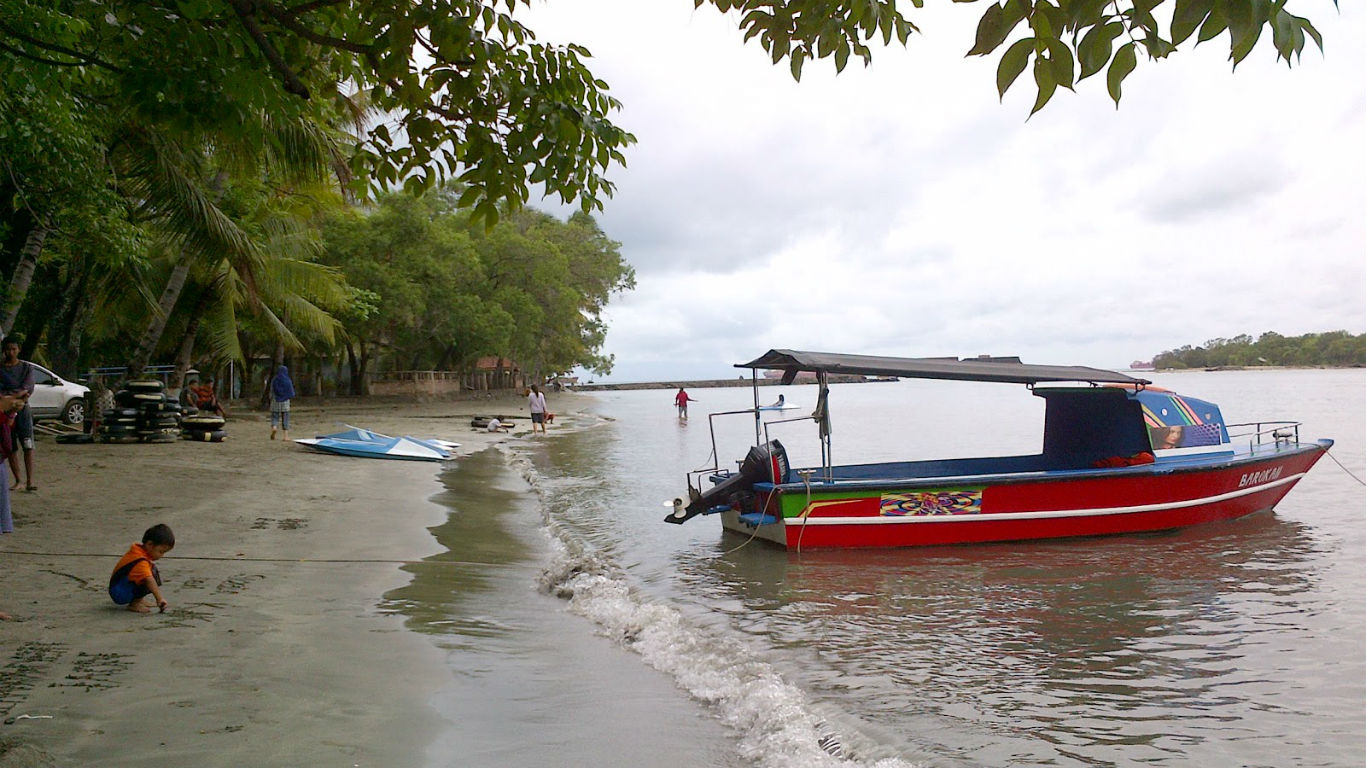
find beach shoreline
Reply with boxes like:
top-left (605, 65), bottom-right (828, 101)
top-left (0, 391), bottom-right (576, 767)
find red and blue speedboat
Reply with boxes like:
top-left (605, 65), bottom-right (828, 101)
top-left (665, 350), bottom-right (1331, 550)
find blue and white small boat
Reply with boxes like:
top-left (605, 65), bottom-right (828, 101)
top-left (295, 425), bottom-right (457, 462)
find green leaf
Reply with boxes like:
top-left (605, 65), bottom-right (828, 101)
top-left (1078, 21), bottom-right (1122, 79)
top-left (1300, 17), bottom-right (1323, 52)
top-left (1172, 0), bottom-right (1215, 45)
top-left (1046, 37), bottom-right (1075, 89)
top-left (997, 37), bottom-right (1035, 98)
top-left (1226, 0), bottom-right (1262, 64)
top-left (1197, 7), bottom-right (1229, 43)
top-left (1029, 55), bottom-right (1058, 115)
top-left (1271, 8), bottom-right (1297, 60)
top-left (969, 3), bottom-right (1025, 56)
top-left (1107, 41), bottom-right (1137, 105)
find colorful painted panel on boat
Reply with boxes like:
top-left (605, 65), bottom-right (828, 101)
top-left (880, 490), bottom-right (983, 517)
top-left (1137, 390), bottom-right (1227, 448)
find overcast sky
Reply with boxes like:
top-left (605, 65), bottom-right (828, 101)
top-left (523, 1), bottom-right (1365, 383)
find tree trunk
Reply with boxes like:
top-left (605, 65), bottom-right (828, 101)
top-left (127, 259), bottom-right (191, 379)
top-left (1, 224), bottom-right (49, 337)
top-left (169, 286), bottom-right (214, 392)
top-left (355, 339), bottom-right (371, 396)
top-left (435, 343), bottom-right (455, 370)
top-left (345, 342), bottom-right (360, 396)
top-left (127, 172), bottom-right (228, 379)
top-left (48, 266), bottom-right (93, 380)
top-left (170, 315), bottom-right (201, 393)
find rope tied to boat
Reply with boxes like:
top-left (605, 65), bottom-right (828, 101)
top-left (1323, 447), bottom-right (1366, 487)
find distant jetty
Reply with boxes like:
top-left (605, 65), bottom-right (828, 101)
top-left (572, 374), bottom-right (873, 392)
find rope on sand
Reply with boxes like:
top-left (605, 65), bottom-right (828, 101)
top-left (0, 550), bottom-right (494, 566)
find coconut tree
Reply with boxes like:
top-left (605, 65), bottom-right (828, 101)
top-left (118, 105), bottom-right (350, 378)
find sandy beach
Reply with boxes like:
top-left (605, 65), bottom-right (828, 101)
top-left (0, 391), bottom-right (563, 768)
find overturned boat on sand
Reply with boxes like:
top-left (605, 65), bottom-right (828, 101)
top-left (296, 426), bottom-right (457, 462)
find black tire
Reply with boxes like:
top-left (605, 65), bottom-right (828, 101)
top-left (55, 433), bottom-right (95, 444)
top-left (182, 416), bottom-right (226, 428)
top-left (138, 429), bottom-right (180, 439)
top-left (125, 380), bottom-right (165, 393)
top-left (114, 390), bottom-right (138, 408)
top-left (184, 429), bottom-right (228, 442)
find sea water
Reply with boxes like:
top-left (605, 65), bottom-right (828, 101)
top-left (391, 369), bottom-right (1366, 767)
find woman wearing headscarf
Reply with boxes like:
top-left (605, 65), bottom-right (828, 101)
top-left (269, 365), bottom-right (295, 440)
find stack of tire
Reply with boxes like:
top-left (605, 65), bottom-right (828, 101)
top-left (101, 380), bottom-right (181, 443)
top-left (180, 408), bottom-right (227, 442)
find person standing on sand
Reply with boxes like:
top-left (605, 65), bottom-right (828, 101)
top-left (269, 365), bottom-right (295, 440)
top-left (0, 391), bottom-right (30, 534)
top-left (527, 384), bottom-right (548, 434)
top-left (0, 336), bottom-right (36, 492)
top-left (674, 387), bottom-right (694, 419)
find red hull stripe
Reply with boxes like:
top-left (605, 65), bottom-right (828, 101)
top-left (784, 472), bottom-right (1307, 526)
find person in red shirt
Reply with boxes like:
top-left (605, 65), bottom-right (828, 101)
top-left (190, 378), bottom-right (227, 417)
top-left (109, 523), bottom-right (175, 613)
top-left (674, 387), bottom-right (694, 419)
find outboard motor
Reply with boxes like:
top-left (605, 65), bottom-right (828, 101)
top-left (665, 440), bottom-right (788, 524)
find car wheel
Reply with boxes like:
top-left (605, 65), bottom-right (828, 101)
top-left (61, 399), bottom-right (86, 425)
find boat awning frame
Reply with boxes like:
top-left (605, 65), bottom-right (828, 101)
top-left (736, 349), bottom-right (1151, 387)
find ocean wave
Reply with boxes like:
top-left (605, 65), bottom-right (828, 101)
top-left (521, 473), bottom-right (919, 767)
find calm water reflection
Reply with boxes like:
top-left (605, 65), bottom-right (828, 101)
top-left (392, 370), bottom-right (1365, 767)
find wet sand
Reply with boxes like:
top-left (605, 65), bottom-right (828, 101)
top-left (0, 392), bottom-right (552, 767)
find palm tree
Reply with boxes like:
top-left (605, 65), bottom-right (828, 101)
top-left (117, 106), bottom-right (350, 378)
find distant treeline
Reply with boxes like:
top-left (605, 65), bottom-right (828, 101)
top-left (1153, 331), bottom-right (1366, 369)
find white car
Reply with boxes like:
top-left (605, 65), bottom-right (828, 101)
top-left (26, 363), bottom-right (91, 425)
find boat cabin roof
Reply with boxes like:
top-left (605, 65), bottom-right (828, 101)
top-left (737, 349), bottom-right (1151, 387)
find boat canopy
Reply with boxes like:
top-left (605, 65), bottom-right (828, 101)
top-left (737, 349), bottom-right (1151, 386)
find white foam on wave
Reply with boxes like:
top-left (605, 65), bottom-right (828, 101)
top-left (537, 534), bottom-right (920, 768)
top-left (502, 423), bottom-right (923, 768)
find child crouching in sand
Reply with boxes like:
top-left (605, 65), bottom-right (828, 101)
top-left (109, 523), bottom-right (174, 613)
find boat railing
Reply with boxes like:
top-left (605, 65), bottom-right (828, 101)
top-left (690, 407), bottom-right (817, 487)
top-left (1225, 420), bottom-right (1302, 449)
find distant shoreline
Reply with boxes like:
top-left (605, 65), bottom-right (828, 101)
top-left (571, 374), bottom-right (877, 392)
top-left (1139, 364), bottom-right (1364, 374)
top-left (577, 365), bottom-right (1365, 391)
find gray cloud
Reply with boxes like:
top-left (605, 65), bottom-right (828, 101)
top-left (523, 1), bottom-right (1366, 382)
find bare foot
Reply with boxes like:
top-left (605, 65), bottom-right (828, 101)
top-left (24, 485), bottom-right (35, 492)
top-left (0, 611), bottom-right (12, 621)
top-left (127, 602), bottom-right (151, 613)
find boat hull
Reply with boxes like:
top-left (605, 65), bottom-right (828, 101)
top-left (720, 443), bottom-right (1330, 549)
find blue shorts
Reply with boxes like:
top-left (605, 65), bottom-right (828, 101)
top-left (531, 412), bottom-right (545, 424)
